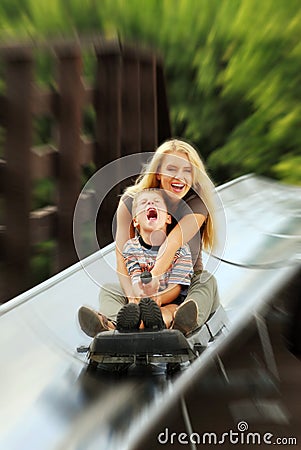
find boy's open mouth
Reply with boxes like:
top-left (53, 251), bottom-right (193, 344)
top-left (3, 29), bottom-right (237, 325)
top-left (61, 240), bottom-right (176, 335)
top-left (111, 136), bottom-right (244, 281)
top-left (146, 207), bottom-right (158, 221)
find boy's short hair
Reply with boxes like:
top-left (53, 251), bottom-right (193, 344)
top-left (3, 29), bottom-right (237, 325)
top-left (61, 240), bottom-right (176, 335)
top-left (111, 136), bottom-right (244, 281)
top-left (132, 188), bottom-right (167, 217)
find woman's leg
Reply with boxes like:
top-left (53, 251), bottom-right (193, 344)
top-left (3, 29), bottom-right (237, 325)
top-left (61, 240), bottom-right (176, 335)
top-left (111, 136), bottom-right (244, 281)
top-left (186, 271), bottom-right (220, 327)
top-left (161, 304), bottom-right (177, 328)
top-left (171, 299), bottom-right (199, 335)
top-left (99, 283), bottom-right (128, 322)
top-left (78, 283), bottom-right (126, 337)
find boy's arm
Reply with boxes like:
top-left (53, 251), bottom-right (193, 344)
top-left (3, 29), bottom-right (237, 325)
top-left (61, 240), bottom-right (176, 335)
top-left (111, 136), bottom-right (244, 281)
top-left (116, 250), bottom-right (138, 301)
top-left (122, 242), bottom-right (147, 301)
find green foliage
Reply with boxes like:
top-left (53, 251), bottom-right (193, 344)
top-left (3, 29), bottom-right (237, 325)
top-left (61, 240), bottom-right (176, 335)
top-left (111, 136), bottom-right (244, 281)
top-left (272, 155), bottom-right (301, 185)
top-left (30, 240), bottom-right (56, 285)
top-left (2, 0), bottom-right (301, 287)
top-left (32, 178), bottom-right (55, 209)
top-left (1, 0), bottom-right (301, 188)
top-left (89, 0), bottom-right (301, 185)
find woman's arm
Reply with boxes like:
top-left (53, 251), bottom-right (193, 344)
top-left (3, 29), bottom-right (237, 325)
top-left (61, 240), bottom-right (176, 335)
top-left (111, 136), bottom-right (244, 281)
top-left (115, 199), bottom-right (137, 300)
top-left (153, 284), bottom-right (182, 306)
top-left (151, 213), bottom-right (206, 278)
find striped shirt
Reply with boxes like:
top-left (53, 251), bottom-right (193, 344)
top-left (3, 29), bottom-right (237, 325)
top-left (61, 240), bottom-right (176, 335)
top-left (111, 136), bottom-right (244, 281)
top-left (122, 235), bottom-right (193, 293)
top-left (122, 190), bottom-right (208, 272)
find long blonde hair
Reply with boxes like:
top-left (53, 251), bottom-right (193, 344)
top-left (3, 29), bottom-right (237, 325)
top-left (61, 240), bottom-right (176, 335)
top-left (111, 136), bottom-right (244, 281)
top-left (123, 139), bottom-right (218, 251)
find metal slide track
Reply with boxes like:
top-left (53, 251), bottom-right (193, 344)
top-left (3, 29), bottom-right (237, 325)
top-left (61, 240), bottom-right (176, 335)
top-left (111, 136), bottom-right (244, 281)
top-left (0, 175), bottom-right (300, 450)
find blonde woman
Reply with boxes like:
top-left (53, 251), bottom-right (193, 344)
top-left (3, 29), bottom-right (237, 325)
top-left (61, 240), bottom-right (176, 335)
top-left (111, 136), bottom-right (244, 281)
top-left (78, 139), bottom-right (221, 337)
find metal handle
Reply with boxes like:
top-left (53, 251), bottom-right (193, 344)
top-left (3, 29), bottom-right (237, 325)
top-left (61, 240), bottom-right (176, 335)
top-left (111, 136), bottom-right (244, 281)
top-left (140, 271), bottom-right (152, 284)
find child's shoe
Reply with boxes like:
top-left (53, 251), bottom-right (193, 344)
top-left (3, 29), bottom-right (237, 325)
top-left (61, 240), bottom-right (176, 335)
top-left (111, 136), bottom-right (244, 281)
top-left (116, 303), bottom-right (141, 332)
top-left (139, 297), bottom-right (165, 331)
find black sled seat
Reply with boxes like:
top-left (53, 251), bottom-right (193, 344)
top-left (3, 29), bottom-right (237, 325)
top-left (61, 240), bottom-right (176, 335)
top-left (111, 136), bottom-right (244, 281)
top-left (87, 305), bottom-right (229, 368)
top-left (85, 271), bottom-right (230, 369)
top-left (89, 329), bottom-right (197, 365)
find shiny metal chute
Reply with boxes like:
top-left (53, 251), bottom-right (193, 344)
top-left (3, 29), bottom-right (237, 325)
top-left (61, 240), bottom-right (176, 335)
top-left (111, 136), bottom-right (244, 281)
top-left (0, 174), bottom-right (300, 450)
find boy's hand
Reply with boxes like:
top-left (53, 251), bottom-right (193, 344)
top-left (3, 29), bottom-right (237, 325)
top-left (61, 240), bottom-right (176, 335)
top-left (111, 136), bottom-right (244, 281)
top-left (128, 273), bottom-right (160, 301)
top-left (127, 297), bottom-right (140, 304)
top-left (131, 283), bottom-right (146, 300)
top-left (140, 275), bottom-right (160, 297)
top-left (138, 271), bottom-right (160, 297)
top-left (140, 271), bottom-right (152, 285)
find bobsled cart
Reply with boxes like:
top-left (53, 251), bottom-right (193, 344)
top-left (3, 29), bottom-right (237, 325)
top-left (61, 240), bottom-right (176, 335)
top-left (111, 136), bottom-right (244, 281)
top-left (78, 305), bottom-right (228, 373)
top-left (78, 273), bottom-right (229, 373)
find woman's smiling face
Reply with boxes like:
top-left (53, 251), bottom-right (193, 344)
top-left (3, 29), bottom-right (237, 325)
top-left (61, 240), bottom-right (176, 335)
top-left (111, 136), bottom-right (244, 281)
top-left (158, 152), bottom-right (193, 201)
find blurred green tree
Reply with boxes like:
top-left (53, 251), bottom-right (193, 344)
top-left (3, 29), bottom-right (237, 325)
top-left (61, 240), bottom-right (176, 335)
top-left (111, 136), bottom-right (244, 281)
top-left (0, 0), bottom-right (300, 185)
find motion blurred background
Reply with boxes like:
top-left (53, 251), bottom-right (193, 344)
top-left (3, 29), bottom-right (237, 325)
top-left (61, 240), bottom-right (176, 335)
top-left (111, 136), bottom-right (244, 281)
top-left (0, 0), bottom-right (300, 296)
top-left (1, 0), bottom-right (300, 184)
top-left (0, 3), bottom-right (300, 447)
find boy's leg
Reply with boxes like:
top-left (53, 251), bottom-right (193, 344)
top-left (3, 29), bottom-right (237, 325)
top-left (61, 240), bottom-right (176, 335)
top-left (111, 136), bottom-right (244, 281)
top-left (139, 297), bottom-right (165, 331)
top-left (99, 283), bottom-right (128, 322)
top-left (186, 271), bottom-right (220, 327)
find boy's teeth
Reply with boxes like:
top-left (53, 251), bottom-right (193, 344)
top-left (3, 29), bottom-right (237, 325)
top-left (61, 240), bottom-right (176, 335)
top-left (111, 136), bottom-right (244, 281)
top-left (146, 207), bottom-right (158, 220)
